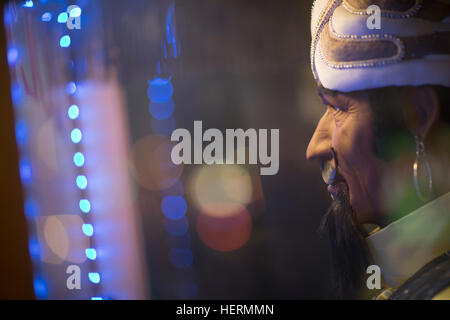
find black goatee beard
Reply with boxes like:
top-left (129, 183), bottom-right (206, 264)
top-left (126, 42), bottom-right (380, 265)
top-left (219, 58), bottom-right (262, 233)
top-left (319, 185), bottom-right (370, 299)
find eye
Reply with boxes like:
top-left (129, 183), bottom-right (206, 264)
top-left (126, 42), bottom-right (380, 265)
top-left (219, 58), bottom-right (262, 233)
top-left (330, 105), bottom-right (346, 114)
top-left (329, 104), bottom-right (348, 126)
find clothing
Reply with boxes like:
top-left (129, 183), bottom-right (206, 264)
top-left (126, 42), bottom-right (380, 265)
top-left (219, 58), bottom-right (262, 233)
top-left (366, 192), bottom-right (450, 299)
top-left (310, 0), bottom-right (450, 92)
top-left (389, 251), bottom-right (450, 299)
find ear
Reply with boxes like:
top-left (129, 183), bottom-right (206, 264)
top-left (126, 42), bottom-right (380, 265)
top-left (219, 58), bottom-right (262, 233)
top-left (402, 86), bottom-right (439, 139)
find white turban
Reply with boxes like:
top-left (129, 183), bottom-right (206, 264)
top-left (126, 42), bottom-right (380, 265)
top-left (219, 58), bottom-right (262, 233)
top-left (311, 0), bottom-right (450, 92)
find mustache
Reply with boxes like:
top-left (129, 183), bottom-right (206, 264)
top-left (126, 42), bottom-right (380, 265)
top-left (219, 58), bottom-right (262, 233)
top-left (319, 185), bottom-right (370, 299)
top-left (321, 160), bottom-right (336, 185)
top-left (321, 147), bottom-right (343, 185)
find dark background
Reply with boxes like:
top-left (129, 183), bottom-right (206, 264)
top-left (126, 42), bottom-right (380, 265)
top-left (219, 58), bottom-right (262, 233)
top-left (0, 0), bottom-right (332, 299)
top-left (105, 0), bottom-right (332, 299)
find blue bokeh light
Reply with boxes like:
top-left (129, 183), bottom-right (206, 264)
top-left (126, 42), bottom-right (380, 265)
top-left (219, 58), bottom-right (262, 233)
top-left (66, 81), bottom-right (77, 95)
top-left (57, 12), bottom-right (68, 23)
top-left (60, 35), bottom-right (71, 48)
top-left (79, 199), bottom-right (91, 213)
top-left (76, 175), bottom-right (88, 190)
top-left (73, 152), bottom-right (85, 167)
top-left (33, 276), bottom-right (48, 299)
top-left (11, 83), bottom-right (23, 105)
top-left (70, 128), bottom-right (82, 143)
top-left (28, 238), bottom-right (41, 259)
top-left (15, 120), bottom-right (28, 145)
top-left (88, 272), bottom-right (101, 284)
top-left (82, 224), bottom-right (94, 236)
top-left (41, 12), bottom-right (52, 22)
top-left (147, 78), bottom-right (173, 103)
top-left (24, 198), bottom-right (38, 219)
top-left (7, 47), bottom-right (19, 65)
top-left (163, 216), bottom-right (189, 236)
top-left (85, 248), bottom-right (97, 260)
top-left (149, 100), bottom-right (175, 120)
top-left (23, 0), bottom-right (34, 8)
top-left (4, 10), bottom-right (13, 27)
top-left (19, 159), bottom-right (32, 183)
top-left (68, 104), bottom-right (79, 119)
top-left (168, 248), bottom-right (193, 269)
top-left (69, 7), bottom-right (82, 18)
top-left (161, 196), bottom-right (187, 220)
top-left (91, 297), bottom-right (103, 300)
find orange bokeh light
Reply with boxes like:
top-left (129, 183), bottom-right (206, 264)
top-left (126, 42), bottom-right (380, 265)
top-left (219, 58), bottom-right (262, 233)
top-left (130, 135), bottom-right (183, 191)
top-left (196, 203), bottom-right (252, 252)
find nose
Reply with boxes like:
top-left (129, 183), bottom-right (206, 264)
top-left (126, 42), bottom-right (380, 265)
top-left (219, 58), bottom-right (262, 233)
top-left (306, 111), bottom-right (333, 162)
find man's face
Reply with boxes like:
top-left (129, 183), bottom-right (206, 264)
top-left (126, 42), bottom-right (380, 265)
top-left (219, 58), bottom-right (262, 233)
top-left (306, 87), bottom-right (383, 225)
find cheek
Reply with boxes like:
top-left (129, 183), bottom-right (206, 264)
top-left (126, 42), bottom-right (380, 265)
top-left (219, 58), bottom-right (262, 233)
top-left (332, 118), bottom-right (382, 220)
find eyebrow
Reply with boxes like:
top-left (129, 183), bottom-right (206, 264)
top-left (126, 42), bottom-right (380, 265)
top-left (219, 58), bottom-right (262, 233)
top-left (316, 85), bottom-right (342, 107)
top-left (317, 85), bottom-right (339, 98)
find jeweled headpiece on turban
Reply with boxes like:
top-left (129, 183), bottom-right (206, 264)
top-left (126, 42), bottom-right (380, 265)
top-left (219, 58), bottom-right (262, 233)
top-left (311, 0), bottom-right (450, 92)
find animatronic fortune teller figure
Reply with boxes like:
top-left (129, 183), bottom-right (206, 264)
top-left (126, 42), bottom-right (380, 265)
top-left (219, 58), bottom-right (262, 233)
top-left (306, 0), bottom-right (450, 299)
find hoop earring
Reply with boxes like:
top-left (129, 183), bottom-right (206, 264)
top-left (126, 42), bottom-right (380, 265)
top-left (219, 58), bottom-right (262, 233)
top-left (413, 136), bottom-right (433, 202)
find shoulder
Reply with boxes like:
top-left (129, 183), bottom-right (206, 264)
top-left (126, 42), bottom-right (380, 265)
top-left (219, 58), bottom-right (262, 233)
top-left (389, 251), bottom-right (450, 300)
